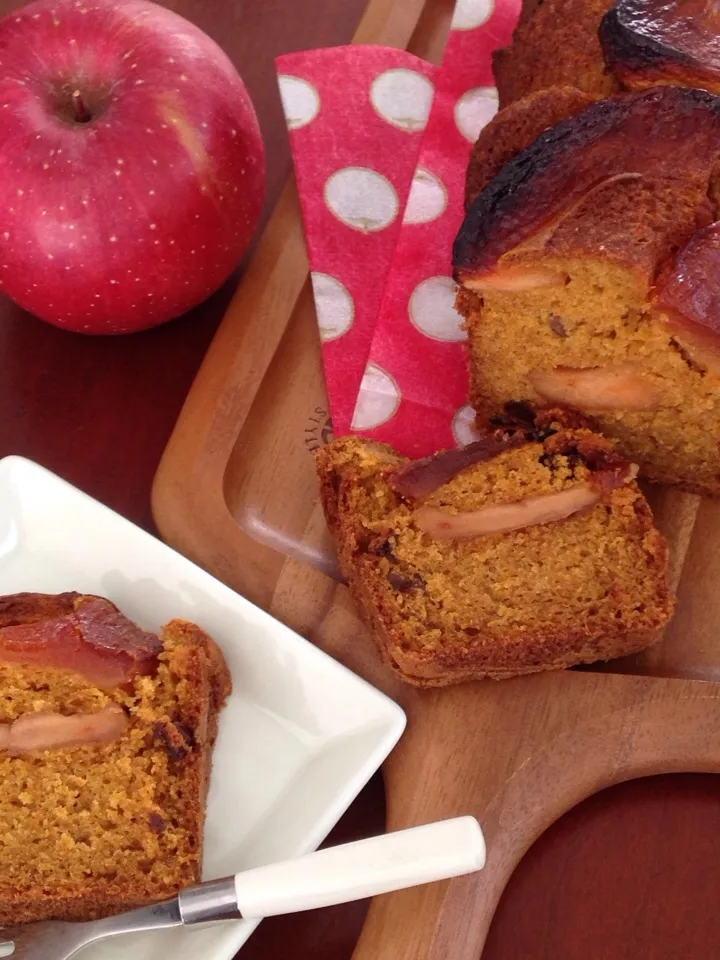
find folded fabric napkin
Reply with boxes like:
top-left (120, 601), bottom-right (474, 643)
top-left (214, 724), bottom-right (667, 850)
top-left (277, 0), bottom-right (520, 455)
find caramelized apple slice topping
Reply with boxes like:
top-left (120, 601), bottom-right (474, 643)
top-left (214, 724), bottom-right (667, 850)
top-left (0, 595), bottom-right (162, 690)
top-left (600, 0), bottom-right (720, 95)
top-left (464, 87), bottom-right (599, 211)
top-left (454, 87), bottom-right (720, 285)
top-left (464, 173), bottom-right (645, 292)
top-left (414, 486), bottom-right (601, 541)
top-left (528, 364), bottom-right (661, 411)
top-left (389, 432), bottom-right (533, 500)
top-left (1, 704), bottom-right (127, 755)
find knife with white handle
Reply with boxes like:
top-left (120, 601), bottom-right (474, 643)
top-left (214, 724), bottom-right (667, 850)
top-left (0, 817), bottom-right (485, 960)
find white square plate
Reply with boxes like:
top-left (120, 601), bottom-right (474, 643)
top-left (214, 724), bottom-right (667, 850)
top-left (0, 456), bottom-right (405, 960)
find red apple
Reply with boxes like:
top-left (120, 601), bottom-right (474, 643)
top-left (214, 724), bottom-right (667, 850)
top-left (0, 0), bottom-right (265, 334)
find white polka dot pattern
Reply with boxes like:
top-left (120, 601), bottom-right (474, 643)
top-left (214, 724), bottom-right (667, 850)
top-left (454, 87), bottom-right (499, 143)
top-left (451, 0), bottom-right (495, 30)
top-left (408, 276), bottom-right (466, 342)
top-left (403, 168), bottom-right (448, 225)
top-left (351, 363), bottom-right (401, 430)
top-left (311, 272), bottom-right (354, 342)
top-left (278, 0), bottom-right (521, 453)
top-left (277, 46), bottom-right (435, 436)
top-left (370, 69), bottom-right (435, 133)
top-left (452, 404), bottom-right (483, 446)
top-left (324, 167), bottom-right (399, 233)
top-left (277, 75), bottom-right (321, 130)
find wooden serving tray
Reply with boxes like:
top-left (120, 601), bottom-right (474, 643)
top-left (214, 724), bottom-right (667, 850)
top-left (152, 0), bottom-right (720, 955)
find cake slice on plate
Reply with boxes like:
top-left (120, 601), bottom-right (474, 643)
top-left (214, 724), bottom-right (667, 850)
top-left (317, 412), bottom-right (673, 686)
top-left (0, 592), bottom-right (230, 923)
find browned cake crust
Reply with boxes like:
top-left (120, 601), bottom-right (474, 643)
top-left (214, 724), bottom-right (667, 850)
top-left (455, 86), bottom-right (720, 287)
top-left (317, 422), bottom-right (673, 687)
top-left (464, 86), bottom-right (598, 210)
top-left (0, 593), bottom-right (231, 924)
top-left (493, 0), bottom-right (619, 105)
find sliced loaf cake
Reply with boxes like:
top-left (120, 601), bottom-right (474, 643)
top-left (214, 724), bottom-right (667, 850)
top-left (454, 85), bottom-right (720, 496)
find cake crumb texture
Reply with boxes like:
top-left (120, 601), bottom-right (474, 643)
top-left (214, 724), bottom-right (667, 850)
top-left (457, 257), bottom-right (720, 495)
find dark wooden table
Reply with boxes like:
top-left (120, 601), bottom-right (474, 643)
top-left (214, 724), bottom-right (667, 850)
top-left (2, 0), bottom-right (720, 957)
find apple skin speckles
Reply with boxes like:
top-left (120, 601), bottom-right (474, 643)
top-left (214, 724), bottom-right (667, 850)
top-left (0, 0), bottom-right (265, 335)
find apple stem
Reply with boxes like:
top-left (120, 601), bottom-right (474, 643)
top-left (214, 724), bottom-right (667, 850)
top-left (72, 89), bottom-right (91, 123)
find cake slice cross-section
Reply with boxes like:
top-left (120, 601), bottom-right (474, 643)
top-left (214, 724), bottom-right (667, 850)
top-left (0, 592), bottom-right (231, 924)
top-left (317, 414), bottom-right (673, 686)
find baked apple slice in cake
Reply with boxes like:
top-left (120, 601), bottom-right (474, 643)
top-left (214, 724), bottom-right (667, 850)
top-left (0, 592), bottom-right (162, 689)
top-left (651, 222), bottom-right (720, 374)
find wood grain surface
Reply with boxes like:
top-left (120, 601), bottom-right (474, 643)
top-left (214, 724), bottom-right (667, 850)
top-left (2, 0), bottom-right (720, 958)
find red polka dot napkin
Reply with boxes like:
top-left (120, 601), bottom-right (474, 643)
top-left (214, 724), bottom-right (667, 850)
top-left (276, 47), bottom-right (436, 438)
top-left (276, 0), bottom-right (520, 454)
